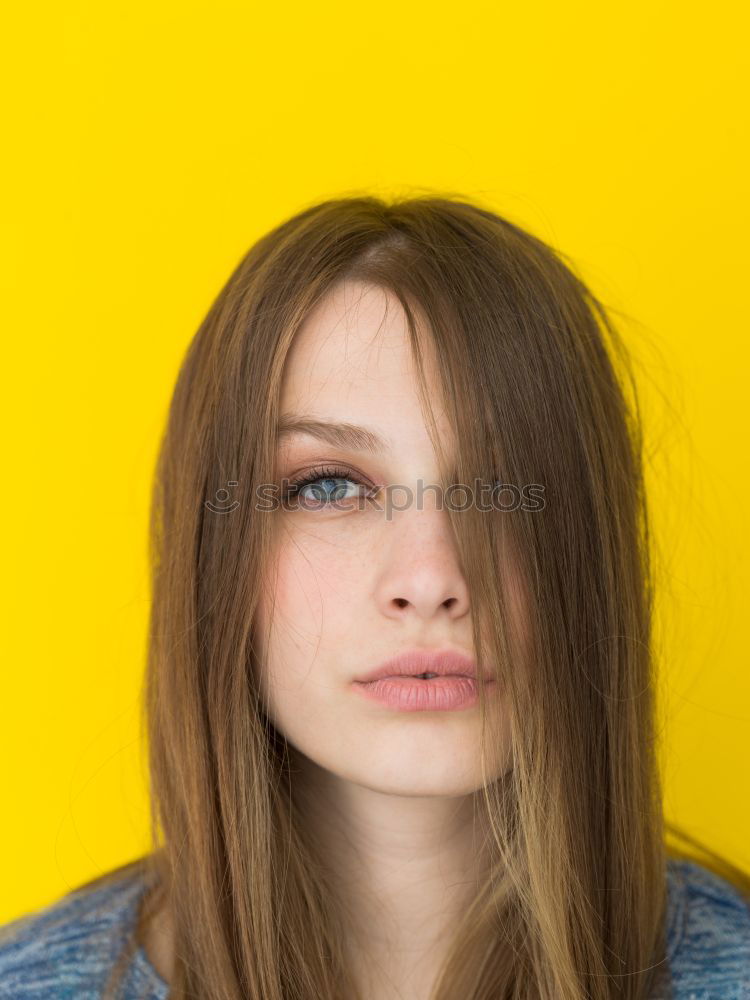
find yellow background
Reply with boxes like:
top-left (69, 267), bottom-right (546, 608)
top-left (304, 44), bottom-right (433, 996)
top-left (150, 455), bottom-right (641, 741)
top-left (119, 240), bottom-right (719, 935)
top-left (2, 2), bottom-right (748, 920)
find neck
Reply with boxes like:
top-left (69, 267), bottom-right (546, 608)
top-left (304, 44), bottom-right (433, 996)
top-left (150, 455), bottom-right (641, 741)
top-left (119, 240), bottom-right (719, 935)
top-left (290, 750), bottom-right (492, 989)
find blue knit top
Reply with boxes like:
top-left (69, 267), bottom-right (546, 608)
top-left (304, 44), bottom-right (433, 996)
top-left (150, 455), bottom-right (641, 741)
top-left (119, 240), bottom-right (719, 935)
top-left (0, 858), bottom-right (748, 998)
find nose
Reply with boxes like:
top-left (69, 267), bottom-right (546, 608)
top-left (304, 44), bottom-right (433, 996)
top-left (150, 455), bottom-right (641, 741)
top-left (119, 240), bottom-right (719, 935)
top-left (373, 509), bottom-right (471, 622)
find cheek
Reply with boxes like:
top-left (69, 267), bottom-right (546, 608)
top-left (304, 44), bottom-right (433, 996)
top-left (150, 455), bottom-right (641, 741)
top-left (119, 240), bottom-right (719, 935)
top-left (252, 541), bottom-right (358, 744)
top-left (255, 536), bottom-right (361, 669)
top-left (476, 559), bottom-right (533, 683)
top-left (506, 566), bottom-right (531, 649)
top-left (258, 536), bottom-right (319, 620)
top-left (267, 548), bottom-right (326, 628)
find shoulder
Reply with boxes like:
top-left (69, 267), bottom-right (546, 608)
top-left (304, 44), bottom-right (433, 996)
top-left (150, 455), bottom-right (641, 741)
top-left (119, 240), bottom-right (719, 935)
top-left (0, 870), bottom-right (165, 999)
top-left (666, 856), bottom-right (750, 999)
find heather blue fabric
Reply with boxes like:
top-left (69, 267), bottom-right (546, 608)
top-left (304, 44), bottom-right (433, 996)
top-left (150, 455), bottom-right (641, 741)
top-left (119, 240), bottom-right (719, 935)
top-left (0, 858), bottom-right (748, 998)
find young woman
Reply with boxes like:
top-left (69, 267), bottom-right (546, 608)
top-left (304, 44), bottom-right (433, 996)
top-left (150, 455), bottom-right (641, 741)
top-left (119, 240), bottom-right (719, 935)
top-left (1, 195), bottom-right (748, 1000)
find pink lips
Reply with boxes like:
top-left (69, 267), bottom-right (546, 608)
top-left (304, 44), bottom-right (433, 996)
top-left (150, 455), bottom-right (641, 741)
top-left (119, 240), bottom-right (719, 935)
top-left (351, 648), bottom-right (497, 712)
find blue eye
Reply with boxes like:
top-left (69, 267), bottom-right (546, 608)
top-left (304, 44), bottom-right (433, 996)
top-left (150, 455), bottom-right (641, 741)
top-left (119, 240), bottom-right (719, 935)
top-left (283, 465), bottom-right (376, 510)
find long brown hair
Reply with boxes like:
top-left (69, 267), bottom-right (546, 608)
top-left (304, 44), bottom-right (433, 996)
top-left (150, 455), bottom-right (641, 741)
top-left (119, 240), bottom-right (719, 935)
top-left (79, 193), bottom-right (748, 999)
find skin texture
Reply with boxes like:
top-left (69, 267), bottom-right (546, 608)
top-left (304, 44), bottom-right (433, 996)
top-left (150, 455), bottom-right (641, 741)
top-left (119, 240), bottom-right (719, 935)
top-left (141, 279), bottom-right (517, 999)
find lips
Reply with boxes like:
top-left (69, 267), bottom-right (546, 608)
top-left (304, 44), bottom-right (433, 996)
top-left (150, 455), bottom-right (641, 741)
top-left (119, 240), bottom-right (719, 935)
top-left (353, 648), bottom-right (494, 684)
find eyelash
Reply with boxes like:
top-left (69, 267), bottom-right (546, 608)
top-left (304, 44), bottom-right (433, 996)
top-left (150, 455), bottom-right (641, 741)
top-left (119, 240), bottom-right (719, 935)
top-left (283, 465), bottom-right (377, 507)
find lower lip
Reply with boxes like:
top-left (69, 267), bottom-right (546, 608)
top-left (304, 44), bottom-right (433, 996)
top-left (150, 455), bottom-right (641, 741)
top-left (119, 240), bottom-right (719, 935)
top-left (351, 676), bottom-right (496, 712)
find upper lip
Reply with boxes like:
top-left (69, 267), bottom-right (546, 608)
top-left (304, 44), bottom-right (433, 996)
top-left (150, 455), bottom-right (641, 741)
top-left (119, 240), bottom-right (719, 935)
top-left (353, 648), bottom-right (493, 684)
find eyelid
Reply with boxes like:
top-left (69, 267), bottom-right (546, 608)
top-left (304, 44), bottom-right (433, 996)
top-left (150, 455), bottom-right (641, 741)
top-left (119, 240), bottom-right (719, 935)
top-left (283, 461), bottom-right (377, 487)
top-left (286, 464), bottom-right (364, 486)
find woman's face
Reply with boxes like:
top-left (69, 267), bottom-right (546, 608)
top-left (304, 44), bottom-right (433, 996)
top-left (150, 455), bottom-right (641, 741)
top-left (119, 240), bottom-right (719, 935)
top-left (254, 279), bottom-right (514, 796)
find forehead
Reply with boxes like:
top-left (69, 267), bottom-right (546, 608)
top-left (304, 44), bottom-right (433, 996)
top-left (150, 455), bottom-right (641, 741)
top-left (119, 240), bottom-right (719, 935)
top-left (278, 280), bottom-right (450, 451)
top-left (281, 280), bottom-right (423, 397)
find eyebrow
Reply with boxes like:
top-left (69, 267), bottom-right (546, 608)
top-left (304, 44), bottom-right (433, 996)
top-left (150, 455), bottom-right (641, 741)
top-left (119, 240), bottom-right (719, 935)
top-left (276, 414), bottom-right (392, 454)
